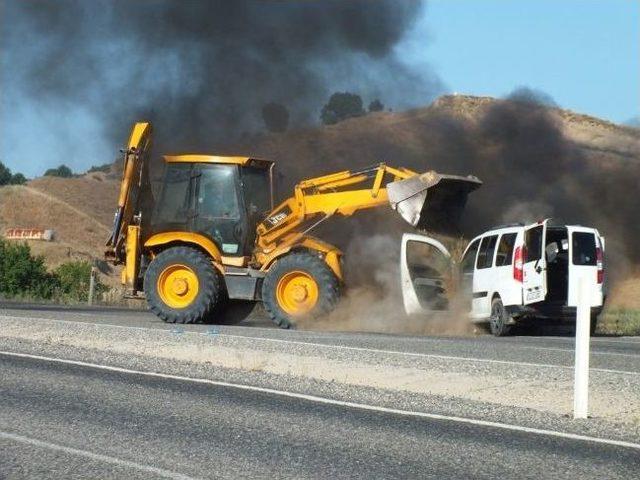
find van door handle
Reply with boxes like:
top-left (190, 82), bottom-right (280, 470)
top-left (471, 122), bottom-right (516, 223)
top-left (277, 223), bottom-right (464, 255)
top-left (536, 265), bottom-right (543, 274)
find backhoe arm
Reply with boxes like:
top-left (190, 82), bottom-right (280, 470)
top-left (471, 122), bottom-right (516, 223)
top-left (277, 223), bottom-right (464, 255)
top-left (105, 122), bottom-right (153, 295)
top-left (105, 122), bottom-right (152, 263)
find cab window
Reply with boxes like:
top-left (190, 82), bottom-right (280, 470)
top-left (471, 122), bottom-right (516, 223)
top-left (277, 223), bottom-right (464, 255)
top-left (476, 235), bottom-right (498, 269)
top-left (152, 163), bottom-right (193, 227)
top-left (460, 239), bottom-right (480, 274)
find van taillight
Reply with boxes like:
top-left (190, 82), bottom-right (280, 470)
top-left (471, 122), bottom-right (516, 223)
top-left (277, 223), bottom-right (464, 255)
top-left (596, 247), bottom-right (604, 284)
top-left (514, 246), bottom-right (523, 282)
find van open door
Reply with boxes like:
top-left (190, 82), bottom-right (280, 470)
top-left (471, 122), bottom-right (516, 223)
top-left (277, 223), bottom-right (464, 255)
top-left (400, 233), bottom-right (452, 315)
top-left (567, 227), bottom-right (604, 308)
top-left (523, 219), bottom-right (548, 305)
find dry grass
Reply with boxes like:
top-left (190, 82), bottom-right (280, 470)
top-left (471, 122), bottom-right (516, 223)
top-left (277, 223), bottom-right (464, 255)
top-left (599, 309), bottom-right (640, 336)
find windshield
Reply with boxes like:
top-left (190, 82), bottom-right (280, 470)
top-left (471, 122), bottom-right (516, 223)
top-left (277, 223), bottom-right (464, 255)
top-left (197, 164), bottom-right (240, 220)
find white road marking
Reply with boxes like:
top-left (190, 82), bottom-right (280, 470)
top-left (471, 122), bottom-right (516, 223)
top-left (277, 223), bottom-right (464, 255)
top-left (516, 335), bottom-right (640, 346)
top-left (0, 430), bottom-right (197, 480)
top-left (1, 350), bottom-right (639, 452)
top-left (516, 345), bottom-right (640, 358)
top-left (1, 315), bottom-right (638, 375)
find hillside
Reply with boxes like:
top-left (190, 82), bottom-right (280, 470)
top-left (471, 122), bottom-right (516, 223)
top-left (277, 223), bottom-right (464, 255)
top-left (0, 171), bottom-right (120, 284)
top-left (1, 94), bottom-right (638, 304)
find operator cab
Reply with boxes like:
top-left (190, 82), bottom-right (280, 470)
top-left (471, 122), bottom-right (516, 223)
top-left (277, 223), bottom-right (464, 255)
top-left (151, 155), bottom-right (274, 259)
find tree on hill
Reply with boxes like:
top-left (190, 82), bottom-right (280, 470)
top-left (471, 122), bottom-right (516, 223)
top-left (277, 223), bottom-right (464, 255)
top-left (87, 163), bottom-right (112, 174)
top-left (320, 92), bottom-right (365, 125)
top-left (368, 99), bottom-right (384, 112)
top-left (44, 164), bottom-right (74, 178)
top-left (0, 161), bottom-right (28, 185)
top-left (261, 102), bottom-right (289, 133)
top-left (9, 173), bottom-right (27, 185)
top-left (0, 162), bottom-right (11, 185)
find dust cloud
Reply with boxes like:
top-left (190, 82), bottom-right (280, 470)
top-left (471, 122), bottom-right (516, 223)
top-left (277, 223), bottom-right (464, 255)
top-left (299, 234), bottom-right (475, 335)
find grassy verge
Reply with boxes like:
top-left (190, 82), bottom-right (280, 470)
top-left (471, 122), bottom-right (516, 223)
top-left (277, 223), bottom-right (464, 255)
top-left (598, 308), bottom-right (640, 336)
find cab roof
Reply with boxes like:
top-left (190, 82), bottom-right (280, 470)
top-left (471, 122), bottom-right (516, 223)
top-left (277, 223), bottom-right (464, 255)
top-left (163, 154), bottom-right (274, 169)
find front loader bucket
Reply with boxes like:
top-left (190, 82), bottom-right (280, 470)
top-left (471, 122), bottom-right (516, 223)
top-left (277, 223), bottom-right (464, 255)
top-left (387, 171), bottom-right (482, 233)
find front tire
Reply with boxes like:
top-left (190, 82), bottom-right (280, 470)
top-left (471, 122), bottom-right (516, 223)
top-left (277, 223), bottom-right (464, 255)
top-left (262, 252), bottom-right (340, 329)
top-left (144, 246), bottom-right (222, 324)
top-left (489, 297), bottom-right (512, 337)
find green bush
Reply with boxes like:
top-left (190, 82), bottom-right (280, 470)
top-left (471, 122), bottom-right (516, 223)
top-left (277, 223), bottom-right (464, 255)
top-left (0, 239), bottom-right (59, 298)
top-left (54, 260), bottom-right (106, 302)
top-left (0, 239), bottom-right (106, 302)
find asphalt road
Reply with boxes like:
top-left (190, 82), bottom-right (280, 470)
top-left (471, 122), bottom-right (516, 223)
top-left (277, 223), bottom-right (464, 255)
top-left (2, 304), bottom-right (639, 374)
top-left (1, 353), bottom-right (638, 480)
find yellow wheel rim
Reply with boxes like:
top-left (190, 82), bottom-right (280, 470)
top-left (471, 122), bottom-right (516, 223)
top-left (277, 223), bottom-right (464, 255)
top-left (157, 264), bottom-right (199, 309)
top-left (276, 270), bottom-right (319, 316)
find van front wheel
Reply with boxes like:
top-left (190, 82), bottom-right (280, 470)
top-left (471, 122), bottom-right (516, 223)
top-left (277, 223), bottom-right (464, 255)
top-left (489, 297), bottom-right (512, 337)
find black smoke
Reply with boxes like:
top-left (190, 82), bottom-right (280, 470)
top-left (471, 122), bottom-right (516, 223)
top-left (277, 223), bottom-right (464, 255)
top-left (2, 0), bottom-right (437, 158)
top-left (239, 88), bottom-right (640, 281)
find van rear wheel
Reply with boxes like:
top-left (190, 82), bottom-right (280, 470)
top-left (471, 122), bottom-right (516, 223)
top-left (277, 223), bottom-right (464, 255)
top-left (489, 297), bottom-right (512, 337)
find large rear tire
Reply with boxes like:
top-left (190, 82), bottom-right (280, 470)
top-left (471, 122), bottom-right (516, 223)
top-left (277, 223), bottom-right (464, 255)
top-left (262, 252), bottom-right (340, 329)
top-left (144, 246), bottom-right (222, 324)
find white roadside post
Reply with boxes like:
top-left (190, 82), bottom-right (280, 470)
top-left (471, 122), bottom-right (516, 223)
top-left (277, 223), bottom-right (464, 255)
top-left (573, 276), bottom-right (591, 419)
top-left (88, 266), bottom-right (97, 306)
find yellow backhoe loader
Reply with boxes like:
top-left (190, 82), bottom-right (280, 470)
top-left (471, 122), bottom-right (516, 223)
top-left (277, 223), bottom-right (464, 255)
top-left (105, 122), bottom-right (481, 328)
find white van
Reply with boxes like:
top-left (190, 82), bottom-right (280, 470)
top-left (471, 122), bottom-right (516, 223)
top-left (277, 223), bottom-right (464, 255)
top-left (400, 219), bottom-right (605, 335)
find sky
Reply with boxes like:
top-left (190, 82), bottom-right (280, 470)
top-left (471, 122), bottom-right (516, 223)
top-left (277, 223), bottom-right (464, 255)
top-left (406, 0), bottom-right (639, 124)
top-left (1, 0), bottom-right (638, 178)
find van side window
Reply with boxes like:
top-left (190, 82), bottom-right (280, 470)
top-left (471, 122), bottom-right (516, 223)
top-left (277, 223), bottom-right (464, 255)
top-left (525, 226), bottom-right (543, 262)
top-left (495, 233), bottom-right (517, 266)
top-left (476, 235), bottom-right (498, 269)
top-left (572, 232), bottom-right (597, 266)
top-left (461, 239), bottom-right (480, 274)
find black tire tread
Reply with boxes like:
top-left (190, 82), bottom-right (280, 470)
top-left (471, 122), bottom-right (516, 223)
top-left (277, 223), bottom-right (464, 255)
top-left (262, 252), bottom-right (340, 329)
top-left (489, 296), bottom-right (512, 337)
top-left (144, 246), bottom-right (221, 324)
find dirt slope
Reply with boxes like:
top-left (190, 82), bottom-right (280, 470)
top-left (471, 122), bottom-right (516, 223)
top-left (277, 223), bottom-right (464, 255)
top-left (0, 172), bottom-right (119, 279)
